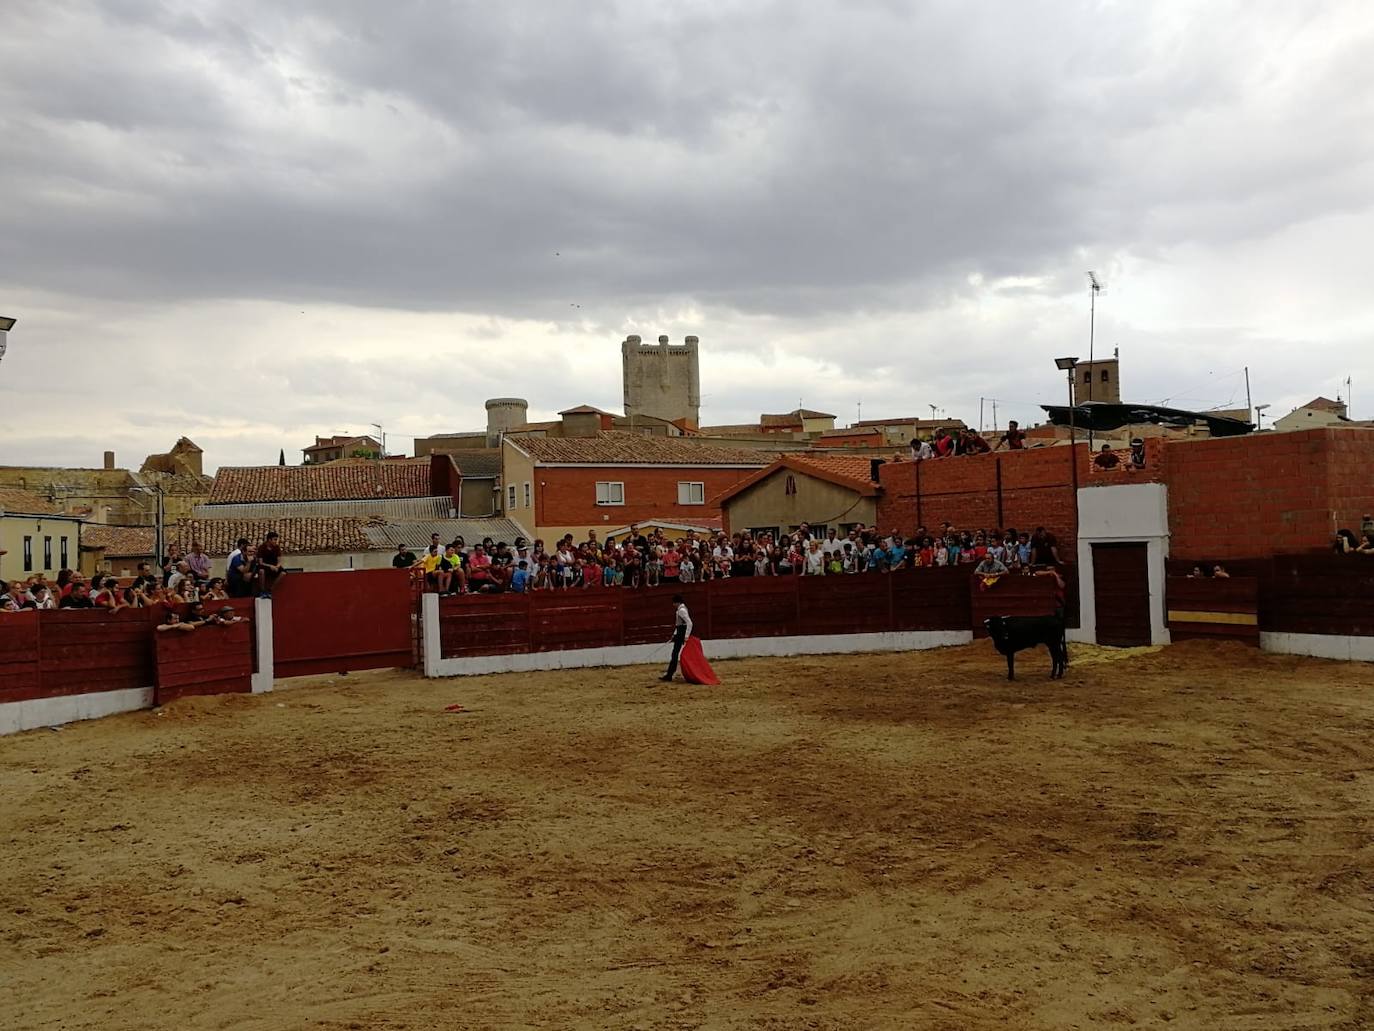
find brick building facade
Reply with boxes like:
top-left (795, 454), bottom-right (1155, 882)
top-left (502, 433), bottom-right (768, 542)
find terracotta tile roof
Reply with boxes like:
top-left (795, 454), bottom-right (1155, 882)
top-left (558, 404), bottom-right (615, 416)
top-left (173, 517), bottom-right (378, 556)
top-left (449, 449), bottom-right (501, 478)
top-left (208, 458), bottom-right (433, 504)
top-left (1303, 396), bottom-right (1347, 413)
top-left (789, 454), bottom-right (883, 488)
top-left (0, 487), bottom-right (64, 516)
top-left (80, 525), bottom-right (156, 557)
top-left (511, 432), bottom-right (771, 466)
top-left (713, 454), bottom-right (882, 506)
top-left (814, 427), bottom-right (883, 439)
top-left (854, 417), bottom-right (968, 430)
top-left (759, 413), bottom-right (802, 428)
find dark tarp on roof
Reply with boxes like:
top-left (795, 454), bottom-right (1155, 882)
top-left (1040, 402), bottom-right (1254, 437)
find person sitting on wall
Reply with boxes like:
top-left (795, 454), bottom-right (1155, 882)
top-left (1357, 533), bottom-right (1374, 554)
top-left (1093, 443), bottom-right (1120, 470)
top-left (442, 545), bottom-right (469, 594)
top-left (1129, 437), bottom-right (1147, 470)
top-left (1334, 529), bottom-right (1359, 554)
top-left (1212, 565), bottom-right (1231, 578)
top-left (392, 543), bottom-right (417, 569)
top-left (416, 544), bottom-right (448, 593)
top-left (466, 545), bottom-right (497, 591)
top-left (255, 531), bottom-right (286, 599)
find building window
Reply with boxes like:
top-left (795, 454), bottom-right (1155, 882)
top-left (595, 481), bottom-right (625, 506)
top-left (23, 536), bottom-right (33, 572)
top-left (1083, 370), bottom-right (1092, 383)
top-left (677, 481), bottom-right (705, 505)
top-left (44, 536), bottom-right (53, 570)
top-left (785, 475), bottom-right (797, 496)
top-left (507, 484), bottom-right (517, 509)
top-left (523, 482), bottom-right (531, 508)
top-left (61, 536), bottom-right (69, 569)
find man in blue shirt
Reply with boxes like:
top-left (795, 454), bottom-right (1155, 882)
top-left (510, 560), bottom-right (530, 593)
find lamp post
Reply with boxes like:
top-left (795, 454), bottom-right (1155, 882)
top-left (1055, 356), bottom-right (1080, 494)
top-left (0, 315), bottom-right (16, 365)
top-left (1254, 403), bottom-right (1271, 431)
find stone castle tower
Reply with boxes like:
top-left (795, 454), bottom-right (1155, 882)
top-left (621, 334), bottom-right (701, 428)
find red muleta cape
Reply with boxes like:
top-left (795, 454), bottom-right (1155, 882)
top-left (678, 635), bottom-right (720, 685)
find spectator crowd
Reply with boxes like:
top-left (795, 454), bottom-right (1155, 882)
top-left (0, 531), bottom-right (285, 614)
top-left (398, 522), bottom-right (1068, 596)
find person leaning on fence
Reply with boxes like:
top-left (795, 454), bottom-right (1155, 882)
top-left (660, 594), bottom-right (693, 683)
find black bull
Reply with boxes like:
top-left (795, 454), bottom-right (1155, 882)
top-left (984, 615), bottom-right (1068, 680)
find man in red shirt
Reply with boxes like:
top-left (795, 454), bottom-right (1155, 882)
top-left (996, 420), bottom-right (1026, 450)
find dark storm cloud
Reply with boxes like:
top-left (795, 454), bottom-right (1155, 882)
top-left (5, 0), bottom-right (1371, 321)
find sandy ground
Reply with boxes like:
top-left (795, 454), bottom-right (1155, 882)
top-left (3, 640), bottom-right (1374, 1030)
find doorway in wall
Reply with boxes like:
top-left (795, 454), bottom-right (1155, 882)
top-left (1092, 542), bottom-right (1152, 647)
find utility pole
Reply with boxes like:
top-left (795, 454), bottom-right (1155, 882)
top-left (1244, 367), bottom-right (1252, 423)
top-left (979, 397), bottom-right (985, 434)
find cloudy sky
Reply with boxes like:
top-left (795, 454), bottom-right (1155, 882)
top-left (2, 0), bottom-right (1372, 471)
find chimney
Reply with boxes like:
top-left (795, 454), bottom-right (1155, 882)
top-left (103, 451), bottom-right (116, 470)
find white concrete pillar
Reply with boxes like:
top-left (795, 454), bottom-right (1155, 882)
top-left (251, 597), bottom-right (274, 693)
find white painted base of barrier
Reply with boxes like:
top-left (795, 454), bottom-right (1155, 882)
top-left (424, 627), bottom-right (973, 678)
top-left (1261, 632), bottom-right (1374, 662)
top-left (0, 686), bottom-right (156, 736)
top-left (251, 597), bottom-right (275, 693)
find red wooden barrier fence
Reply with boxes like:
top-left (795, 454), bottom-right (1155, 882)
top-left (436, 569), bottom-right (1047, 659)
top-left (269, 568), bottom-right (414, 677)
top-left (969, 575), bottom-right (1061, 638)
top-left (154, 621), bottom-right (255, 702)
top-left (1166, 577), bottom-right (1260, 644)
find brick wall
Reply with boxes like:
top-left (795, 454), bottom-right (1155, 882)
top-left (534, 465), bottom-right (762, 536)
top-left (877, 445), bottom-right (1091, 546)
top-left (1165, 428), bottom-right (1374, 560)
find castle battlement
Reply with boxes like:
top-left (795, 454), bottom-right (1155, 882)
top-left (621, 335), bottom-right (701, 427)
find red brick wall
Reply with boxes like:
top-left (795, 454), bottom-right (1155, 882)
top-left (535, 465), bottom-right (762, 530)
top-left (1165, 428), bottom-right (1374, 560)
top-left (877, 445), bottom-right (1088, 545)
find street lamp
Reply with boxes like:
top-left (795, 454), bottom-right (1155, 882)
top-left (1254, 403), bottom-right (1271, 430)
top-left (0, 315), bottom-right (15, 364)
top-left (1055, 356), bottom-right (1080, 445)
